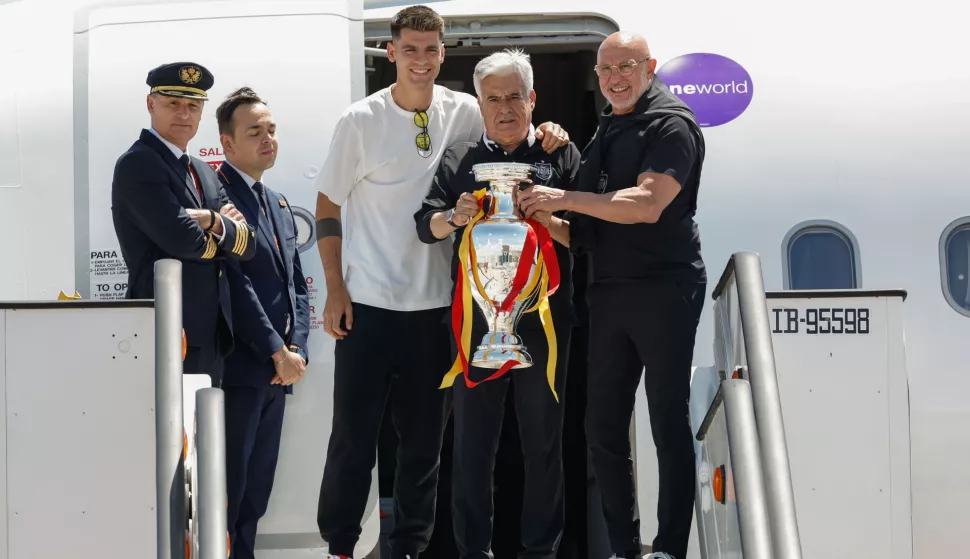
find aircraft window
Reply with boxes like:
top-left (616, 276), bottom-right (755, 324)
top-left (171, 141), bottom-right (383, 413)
top-left (940, 217), bottom-right (970, 317)
top-left (783, 221), bottom-right (860, 290)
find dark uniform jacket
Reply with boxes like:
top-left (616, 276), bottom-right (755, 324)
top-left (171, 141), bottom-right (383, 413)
top-left (111, 128), bottom-right (256, 382)
top-left (219, 163), bottom-right (311, 391)
top-left (414, 127), bottom-right (582, 328)
top-left (569, 78), bottom-right (708, 286)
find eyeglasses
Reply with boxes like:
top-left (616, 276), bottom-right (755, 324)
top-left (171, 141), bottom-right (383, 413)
top-left (414, 110), bottom-right (432, 157)
top-left (593, 58), bottom-right (651, 79)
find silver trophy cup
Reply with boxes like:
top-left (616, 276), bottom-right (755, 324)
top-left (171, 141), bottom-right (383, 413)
top-left (467, 162), bottom-right (542, 369)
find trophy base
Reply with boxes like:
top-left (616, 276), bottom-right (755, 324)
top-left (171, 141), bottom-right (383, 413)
top-left (470, 331), bottom-right (533, 369)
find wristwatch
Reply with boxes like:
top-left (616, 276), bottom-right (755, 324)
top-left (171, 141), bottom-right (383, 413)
top-left (446, 208), bottom-right (459, 228)
top-left (288, 345), bottom-right (308, 364)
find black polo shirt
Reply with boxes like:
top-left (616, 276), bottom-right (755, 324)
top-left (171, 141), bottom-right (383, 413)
top-left (569, 79), bottom-right (708, 286)
top-left (414, 128), bottom-right (581, 329)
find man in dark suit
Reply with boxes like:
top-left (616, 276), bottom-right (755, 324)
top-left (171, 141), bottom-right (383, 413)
top-left (112, 61), bottom-right (256, 388)
top-left (215, 86), bottom-right (310, 559)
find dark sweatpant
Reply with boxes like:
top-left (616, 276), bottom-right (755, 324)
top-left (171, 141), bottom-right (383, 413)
top-left (585, 279), bottom-right (705, 559)
top-left (317, 303), bottom-right (453, 558)
top-left (451, 307), bottom-right (572, 559)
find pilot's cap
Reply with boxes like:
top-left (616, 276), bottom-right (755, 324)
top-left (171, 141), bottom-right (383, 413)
top-left (146, 62), bottom-right (214, 100)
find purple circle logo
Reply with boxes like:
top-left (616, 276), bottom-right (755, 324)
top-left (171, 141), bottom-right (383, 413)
top-left (656, 53), bottom-right (753, 127)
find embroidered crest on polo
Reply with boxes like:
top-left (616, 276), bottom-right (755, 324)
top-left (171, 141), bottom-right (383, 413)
top-left (534, 162), bottom-right (552, 182)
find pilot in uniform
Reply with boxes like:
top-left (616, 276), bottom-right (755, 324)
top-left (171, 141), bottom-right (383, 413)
top-left (111, 61), bottom-right (256, 387)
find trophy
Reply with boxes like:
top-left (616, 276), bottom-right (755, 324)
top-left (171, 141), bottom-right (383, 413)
top-left (466, 162), bottom-right (542, 370)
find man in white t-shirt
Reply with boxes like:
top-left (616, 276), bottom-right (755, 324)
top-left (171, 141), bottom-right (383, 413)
top-left (312, 5), bottom-right (570, 559)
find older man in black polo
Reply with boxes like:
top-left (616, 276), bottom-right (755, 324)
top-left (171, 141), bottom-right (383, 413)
top-left (413, 47), bottom-right (579, 559)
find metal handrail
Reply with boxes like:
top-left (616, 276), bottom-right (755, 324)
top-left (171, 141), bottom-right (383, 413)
top-left (196, 388), bottom-right (229, 559)
top-left (695, 382), bottom-right (724, 442)
top-left (721, 379), bottom-right (773, 559)
top-left (711, 251), bottom-right (739, 300)
top-left (713, 251), bottom-right (804, 559)
top-left (155, 259), bottom-right (186, 559)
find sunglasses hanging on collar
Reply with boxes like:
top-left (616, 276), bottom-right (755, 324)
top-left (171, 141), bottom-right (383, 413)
top-left (414, 110), bottom-right (432, 158)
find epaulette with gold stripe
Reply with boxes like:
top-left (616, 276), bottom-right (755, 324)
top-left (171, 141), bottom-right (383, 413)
top-left (230, 221), bottom-right (251, 257)
top-left (201, 234), bottom-right (218, 260)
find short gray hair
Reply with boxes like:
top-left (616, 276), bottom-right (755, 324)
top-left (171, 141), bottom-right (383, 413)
top-left (473, 48), bottom-right (534, 97)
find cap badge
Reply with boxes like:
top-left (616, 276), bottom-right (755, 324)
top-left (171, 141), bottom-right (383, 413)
top-left (179, 66), bottom-right (202, 85)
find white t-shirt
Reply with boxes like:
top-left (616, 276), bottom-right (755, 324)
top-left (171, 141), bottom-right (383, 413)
top-left (316, 84), bottom-right (484, 312)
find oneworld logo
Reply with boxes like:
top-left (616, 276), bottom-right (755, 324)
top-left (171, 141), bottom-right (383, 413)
top-left (656, 53), bottom-right (753, 127)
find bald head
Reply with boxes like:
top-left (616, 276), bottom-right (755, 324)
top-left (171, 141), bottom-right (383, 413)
top-left (596, 32), bottom-right (656, 114)
top-left (599, 32), bottom-right (650, 60)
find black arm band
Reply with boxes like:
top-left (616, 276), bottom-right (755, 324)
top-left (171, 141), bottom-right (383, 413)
top-left (316, 217), bottom-right (342, 240)
top-left (205, 209), bottom-right (217, 232)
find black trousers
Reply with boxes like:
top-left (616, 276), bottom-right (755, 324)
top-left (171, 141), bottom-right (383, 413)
top-left (451, 306), bottom-right (572, 559)
top-left (318, 303), bottom-right (453, 558)
top-left (585, 279), bottom-right (705, 559)
top-left (225, 384), bottom-right (287, 559)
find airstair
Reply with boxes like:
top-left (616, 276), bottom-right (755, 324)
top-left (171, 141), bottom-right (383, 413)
top-left (688, 252), bottom-right (913, 559)
top-left (690, 252), bottom-right (802, 559)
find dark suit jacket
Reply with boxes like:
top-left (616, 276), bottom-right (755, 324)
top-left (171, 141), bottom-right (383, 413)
top-left (219, 163), bottom-right (311, 391)
top-left (111, 129), bottom-right (256, 381)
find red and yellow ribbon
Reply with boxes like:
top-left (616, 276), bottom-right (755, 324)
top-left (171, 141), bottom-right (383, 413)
top-left (440, 188), bottom-right (562, 401)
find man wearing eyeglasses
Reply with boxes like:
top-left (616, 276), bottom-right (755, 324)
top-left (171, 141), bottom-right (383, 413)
top-left (517, 32), bottom-right (708, 559)
top-left (311, 6), bottom-right (570, 559)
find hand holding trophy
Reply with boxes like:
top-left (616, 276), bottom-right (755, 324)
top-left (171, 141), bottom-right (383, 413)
top-left (440, 162), bottom-right (562, 401)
